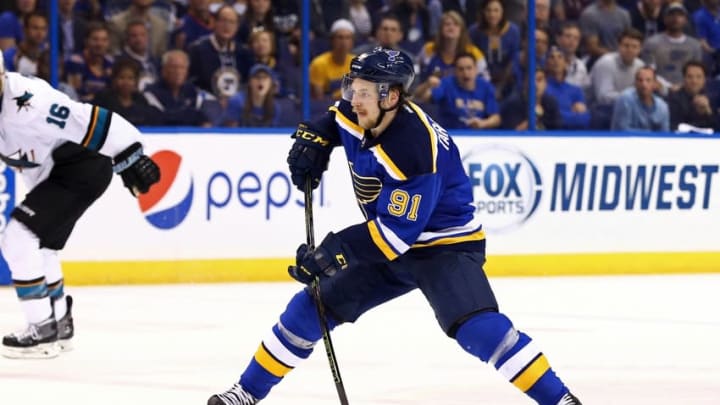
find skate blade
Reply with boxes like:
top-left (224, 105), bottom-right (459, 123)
top-left (58, 338), bottom-right (73, 352)
top-left (1, 342), bottom-right (60, 359)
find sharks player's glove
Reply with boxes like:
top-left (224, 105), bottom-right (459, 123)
top-left (112, 142), bottom-right (160, 197)
top-left (288, 232), bottom-right (354, 284)
top-left (287, 123), bottom-right (331, 191)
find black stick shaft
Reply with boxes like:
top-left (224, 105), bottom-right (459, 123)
top-left (304, 177), bottom-right (349, 405)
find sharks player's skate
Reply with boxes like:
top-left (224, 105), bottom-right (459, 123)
top-left (0, 53), bottom-right (160, 359)
top-left (208, 48), bottom-right (582, 405)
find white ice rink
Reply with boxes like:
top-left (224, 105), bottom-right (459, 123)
top-left (1, 274), bottom-right (719, 405)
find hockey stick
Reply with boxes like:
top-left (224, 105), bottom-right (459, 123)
top-left (304, 176), bottom-right (350, 405)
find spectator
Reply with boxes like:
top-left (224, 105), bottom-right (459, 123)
top-left (117, 19), bottom-right (160, 91)
top-left (418, 10), bottom-right (489, 83)
top-left (272, 0), bottom-right (300, 40)
top-left (65, 22), bottom-right (114, 102)
top-left (692, 0), bottom-right (720, 74)
top-left (276, 25), bottom-right (302, 100)
top-left (36, 49), bottom-right (78, 100)
top-left (629, 0), bottom-right (665, 38)
top-left (144, 49), bottom-right (213, 127)
top-left (2, 11), bottom-right (46, 75)
top-left (441, 0), bottom-right (482, 27)
top-left (557, 0), bottom-right (594, 22)
top-left (93, 58), bottom-right (161, 126)
top-left (555, 21), bottom-right (590, 90)
top-left (506, 28), bottom-right (550, 97)
top-left (468, 0), bottom-right (521, 96)
top-left (353, 13), bottom-right (416, 59)
top-left (414, 52), bottom-right (500, 129)
top-left (109, 0), bottom-right (170, 59)
top-left (391, 0), bottom-right (433, 54)
top-left (187, 4), bottom-right (252, 98)
top-left (589, 28), bottom-right (645, 127)
top-left (173, 0), bottom-right (214, 50)
top-left (500, 68), bottom-right (562, 130)
top-left (667, 61), bottom-right (718, 131)
top-left (57, 0), bottom-right (89, 59)
top-left (309, 18), bottom-right (355, 100)
top-left (225, 63), bottom-right (294, 127)
top-left (237, 0), bottom-right (275, 45)
top-left (579, 0), bottom-right (632, 66)
top-left (0, 0), bottom-right (37, 51)
top-left (544, 46), bottom-right (591, 129)
top-left (349, 0), bottom-right (373, 42)
top-left (642, 2), bottom-right (702, 88)
top-left (611, 66), bottom-right (670, 131)
top-left (310, 0), bottom-right (351, 38)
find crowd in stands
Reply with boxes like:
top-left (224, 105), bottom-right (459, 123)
top-left (1, 0), bottom-right (720, 132)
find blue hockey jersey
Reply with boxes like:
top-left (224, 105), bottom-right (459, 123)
top-left (311, 99), bottom-right (485, 265)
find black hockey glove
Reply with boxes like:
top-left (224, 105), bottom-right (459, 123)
top-left (288, 232), bottom-right (353, 284)
top-left (287, 123), bottom-right (332, 191)
top-left (112, 142), bottom-right (160, 197)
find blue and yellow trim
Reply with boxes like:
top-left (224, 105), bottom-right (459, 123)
top-left (367, 220), bottom-right (400, 260)
top-left (81, 106), bottom-right (112, 151)
top-left (254, 343), bottom-right (293, 377)
top-left (511, 354), bottom-right (550, 392)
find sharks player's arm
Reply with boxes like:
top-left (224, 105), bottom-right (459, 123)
top-left (18, 75), bottom-right (142, 158)
top-left (7, 73), bottom-right (159, 194)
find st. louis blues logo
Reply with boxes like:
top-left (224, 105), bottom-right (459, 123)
top-left (385, 49), bottom-right (400, 62)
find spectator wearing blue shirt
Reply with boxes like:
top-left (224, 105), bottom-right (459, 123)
top-left (173, 0), bottom-right (214, 50)
top-left (468, 0), bottom-right (521, 94)
top-left (414, 52), bottom-right (501, 129)
top-left (544, 46), bottom-right (590, 129)
top-left (692, 0), bottom-right (720, 74)
top-left (611, 66), bottom-right (670, 131)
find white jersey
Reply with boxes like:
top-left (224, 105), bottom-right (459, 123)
top-left (0, 72), bottom-right (141, 188)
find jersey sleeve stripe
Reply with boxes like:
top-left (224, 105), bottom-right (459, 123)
top-left (406, 101), bottom-right (438, 173)
top-left (330, 106), bottom-right (364, 139)
top-left (376, 216), bottom-right (410, 252)
top-left (411, 229), bottom-right (486, 248)
top-left (81, 106), bottom-right (112, 151)
top-left (372, 145), bottom-right (406, 180)
top-left (415, 215), bottom-right (484, 244)
top-left (367, 220), bottom-right (400, 260)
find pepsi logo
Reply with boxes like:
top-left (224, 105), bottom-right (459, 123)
top-left (138, 150), bottom-right (193, 229)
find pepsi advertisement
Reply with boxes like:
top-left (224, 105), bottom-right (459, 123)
top-left (48, 133), bottom-right (720, 279)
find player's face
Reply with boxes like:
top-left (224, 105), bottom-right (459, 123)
top-left (350, 78), bottom-right (381, 129)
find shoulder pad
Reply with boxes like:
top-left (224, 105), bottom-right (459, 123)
top-left (374, 103), bottom-right (437, 180)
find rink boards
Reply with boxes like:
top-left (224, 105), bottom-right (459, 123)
top-left (4, 131), bottom-right (720, 284)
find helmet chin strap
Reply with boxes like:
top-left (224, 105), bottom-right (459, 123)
top-left (371, 95), bottom-right (402, 130)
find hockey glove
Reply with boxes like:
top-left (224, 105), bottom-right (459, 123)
top-left (112, 142), bottom-right (160, 197)
top-left (287, 123), bottom-right (332, 191)
top-left (288, 232), bottom-right (353, 284)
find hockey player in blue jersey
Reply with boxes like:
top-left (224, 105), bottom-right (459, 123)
top-left (208, 47), bottom-right (582, 405)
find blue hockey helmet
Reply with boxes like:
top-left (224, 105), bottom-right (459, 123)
top-left (341, 47), bottom-right (415, 101)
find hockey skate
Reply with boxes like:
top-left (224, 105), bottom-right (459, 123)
top-left (2, 316), bottom-right (60, 359)
top-left (55, 295), bottom-right (74, 352)
top-left (207, 383), bottom-right (258, 405)
top-left (557, 392), bottom-right (582, 405)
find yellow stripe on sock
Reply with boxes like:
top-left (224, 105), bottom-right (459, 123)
top-left (253, 344), bottom-right (292, 377)
top-left (511, 354), bottom-right (550, 392)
